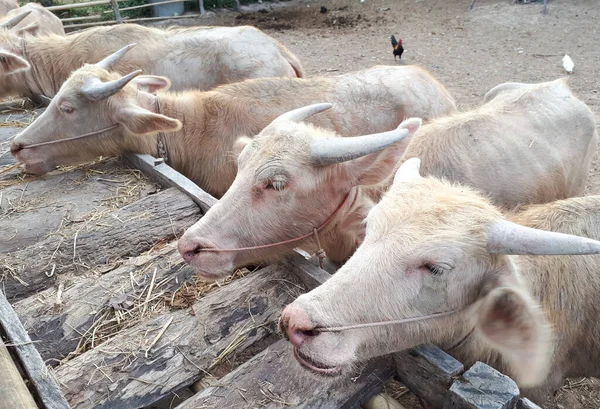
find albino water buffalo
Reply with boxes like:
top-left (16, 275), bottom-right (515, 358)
top-left (0, 4), bottom-right (64, 37)
top-left (178, 78), bottom-right (598, 280)
top-left (0, 23), bottom-right (303, 101)
top-left (0, 0), bottom-right (18, 16)
top-left (11, 45), bottom-right (456, 197)
top-left (280, 158), bottom-right (600, 404)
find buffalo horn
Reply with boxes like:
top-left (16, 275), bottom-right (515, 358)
top-left (81, 70), bottom-right (142, 102)
top-left (0, 10), bottom-right (32, 30)
top-left (94, 43), bottom-right (136, 70)
top-left (272, 103), bottom-right (333, 124)
top-left (310, 126), bottom-right (410, 166)
top-left (487, 220), bottom-right (600, 256)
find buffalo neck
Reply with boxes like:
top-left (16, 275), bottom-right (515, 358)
top-left (20, 34), bottom-right (87, 98)
top-left (121, 90), bottom-right (245, 198)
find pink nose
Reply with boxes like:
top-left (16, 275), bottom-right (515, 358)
top-left (279, 303), bottom-right (319, 347)
top-left (177, 236), bottom-right (200, 264)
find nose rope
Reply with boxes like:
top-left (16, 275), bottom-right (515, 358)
top-left (18, 124), bottom-right (120, 149)
top-left (314, 309), bottom-right (460, 333)
top-left (196, 192), bottom-right (352, 269)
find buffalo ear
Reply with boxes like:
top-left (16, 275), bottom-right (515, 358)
top-left (476, 286), bottom-right (553, 387)
top-left (233, 136), bottom-right (252, 158)
top-left (131, 75), bottom-right (171, 93)
top-left (116, 105), bottom-right (181, 135)
top-left (0, 51), bottom-right (30, 74)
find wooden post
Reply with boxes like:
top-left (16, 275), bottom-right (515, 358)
top-left (0, 340), bottom-right (38, 409)
top-left (110, 0), bottom-right (122, 23)
top-left (199, 0), bottom-right (204, 14)
top-left (233, 0), bottom-right (240, 11)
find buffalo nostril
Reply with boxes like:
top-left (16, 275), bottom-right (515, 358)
top-left (10, 142), bottom-right (23, 154)
top-left (297, 328), bottom-right (318, 338)
top-left (287, 325), bottom-right (319, 347)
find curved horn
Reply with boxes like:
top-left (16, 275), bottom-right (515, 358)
top-left (81, 70), bottom-right (142, 102)
top-left (94, 43), bottom-right (136, 70)
top-left (487, 220), bottom-right (600, 256)
top-left (310, 126), bottom-right (410, 166)
top-left (0, 10), bottom-right (32, 30)
top-left (273, 103), bottom-right (332, 124)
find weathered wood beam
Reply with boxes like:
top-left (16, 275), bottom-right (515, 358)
top-left (0, 187), bottom-right (201, 301)
top-left (125, 154), bottom-right (216, 213)
top-left (444, 362), bottom-right (519, 409)
top-left (517, 398), bottom-right (542, 409)
top-left (394, 345), bottom-right (464, 409)
top-left (54, 265), bottom-right (304, 409)
top-left (0, 291), bottom-right (70, 409)
top-left (175, 339), bottom-right (394, 409)
top-left (14, 244), bottom-right (193, 363)
top-left (0, 339), bottom-right (38, 409)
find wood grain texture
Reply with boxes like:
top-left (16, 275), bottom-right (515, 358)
top-left (0, 163), bottom-right (155, 254)
top-left (0, 187), bottom-right (201, 301)
top-left (0, 339), bottom-right (39, 409)
top-left (125, 154), bottom-right (217, 213)
top-left (0, 291), bottom-right (70, 409)
top-left (176, 339), bottom-right (394, 409)
top-left (444, 362), bottom-right (519, 409)
top-left (394, 345), bottom-right (465, 409)
top-left (14, 243), bottom-right (193, 363)
top-left (54, 265), bottom-right (304, 409)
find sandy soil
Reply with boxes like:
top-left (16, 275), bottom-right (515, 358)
top-left (149, 1), bottom-right (600, 407)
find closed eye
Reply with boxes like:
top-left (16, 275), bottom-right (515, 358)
top-left (423, 263), bottom-right (452, 276)
top-left (266, 179), bottom-right (286, 191)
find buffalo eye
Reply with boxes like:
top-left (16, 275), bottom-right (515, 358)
top-left (59, 103), bottom-right (75, 114)
top-left (424, 263), bottom-right (448, 276)
top-left (265, 180), bottom-right (286, 191)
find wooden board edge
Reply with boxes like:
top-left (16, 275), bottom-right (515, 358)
top-left (124, 153), bottom-right (217, 213)
top-left (0, 291), bottom-right (70, 409)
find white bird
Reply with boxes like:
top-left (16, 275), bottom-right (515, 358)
top-left (563, 55), bottom-right (574, 74)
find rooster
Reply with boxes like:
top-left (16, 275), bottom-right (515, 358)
top-left (390, 35), bottom-right (404, 61)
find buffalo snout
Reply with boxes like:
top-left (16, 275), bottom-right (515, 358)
top-left (280, 303), bottom-right (320, 347)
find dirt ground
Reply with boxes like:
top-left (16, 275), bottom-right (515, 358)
top-left (152, 0), bottom-right (600, 408)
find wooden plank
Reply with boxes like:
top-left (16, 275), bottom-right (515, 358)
top-left (0, 187), bottom-right (201, 301)
top-left (109, 0), bottom-right (121, 22)
top-left (0, 339), bottom-right (38, 409)
top-left (64, 14), bottom-right (201, 29)
top-left (47, 0), bottom-right (111, 11)
top-left (60, 14), bottom-right (102, 22)
top-left (443, 362), bottom-right (519, 409)
top-left (176, 340), bottom-right (394, 409)
top-left (125, 154), bottom-right (216, 213)
top-left (287, 251), bottom-right (335, 288)
top-left (102, 0), bottom-right (193, 13)
top-left (14, 243), bottom-right (194, 363)
top-left (54, 264), bottom-right (304, 409)
top-left (0, 291), bottom-right (70, 409)
top-left (517, 398), bottom-right (542, 409)
top-left (394, 345), bottom-right (465, 409)
top-left (1, 162), bottom-right (155, 254)
top-left (199, 0), bottom-right (204, 14)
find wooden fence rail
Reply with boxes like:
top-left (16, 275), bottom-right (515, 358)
top-left (49, 0), bottom-right (244, 31)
